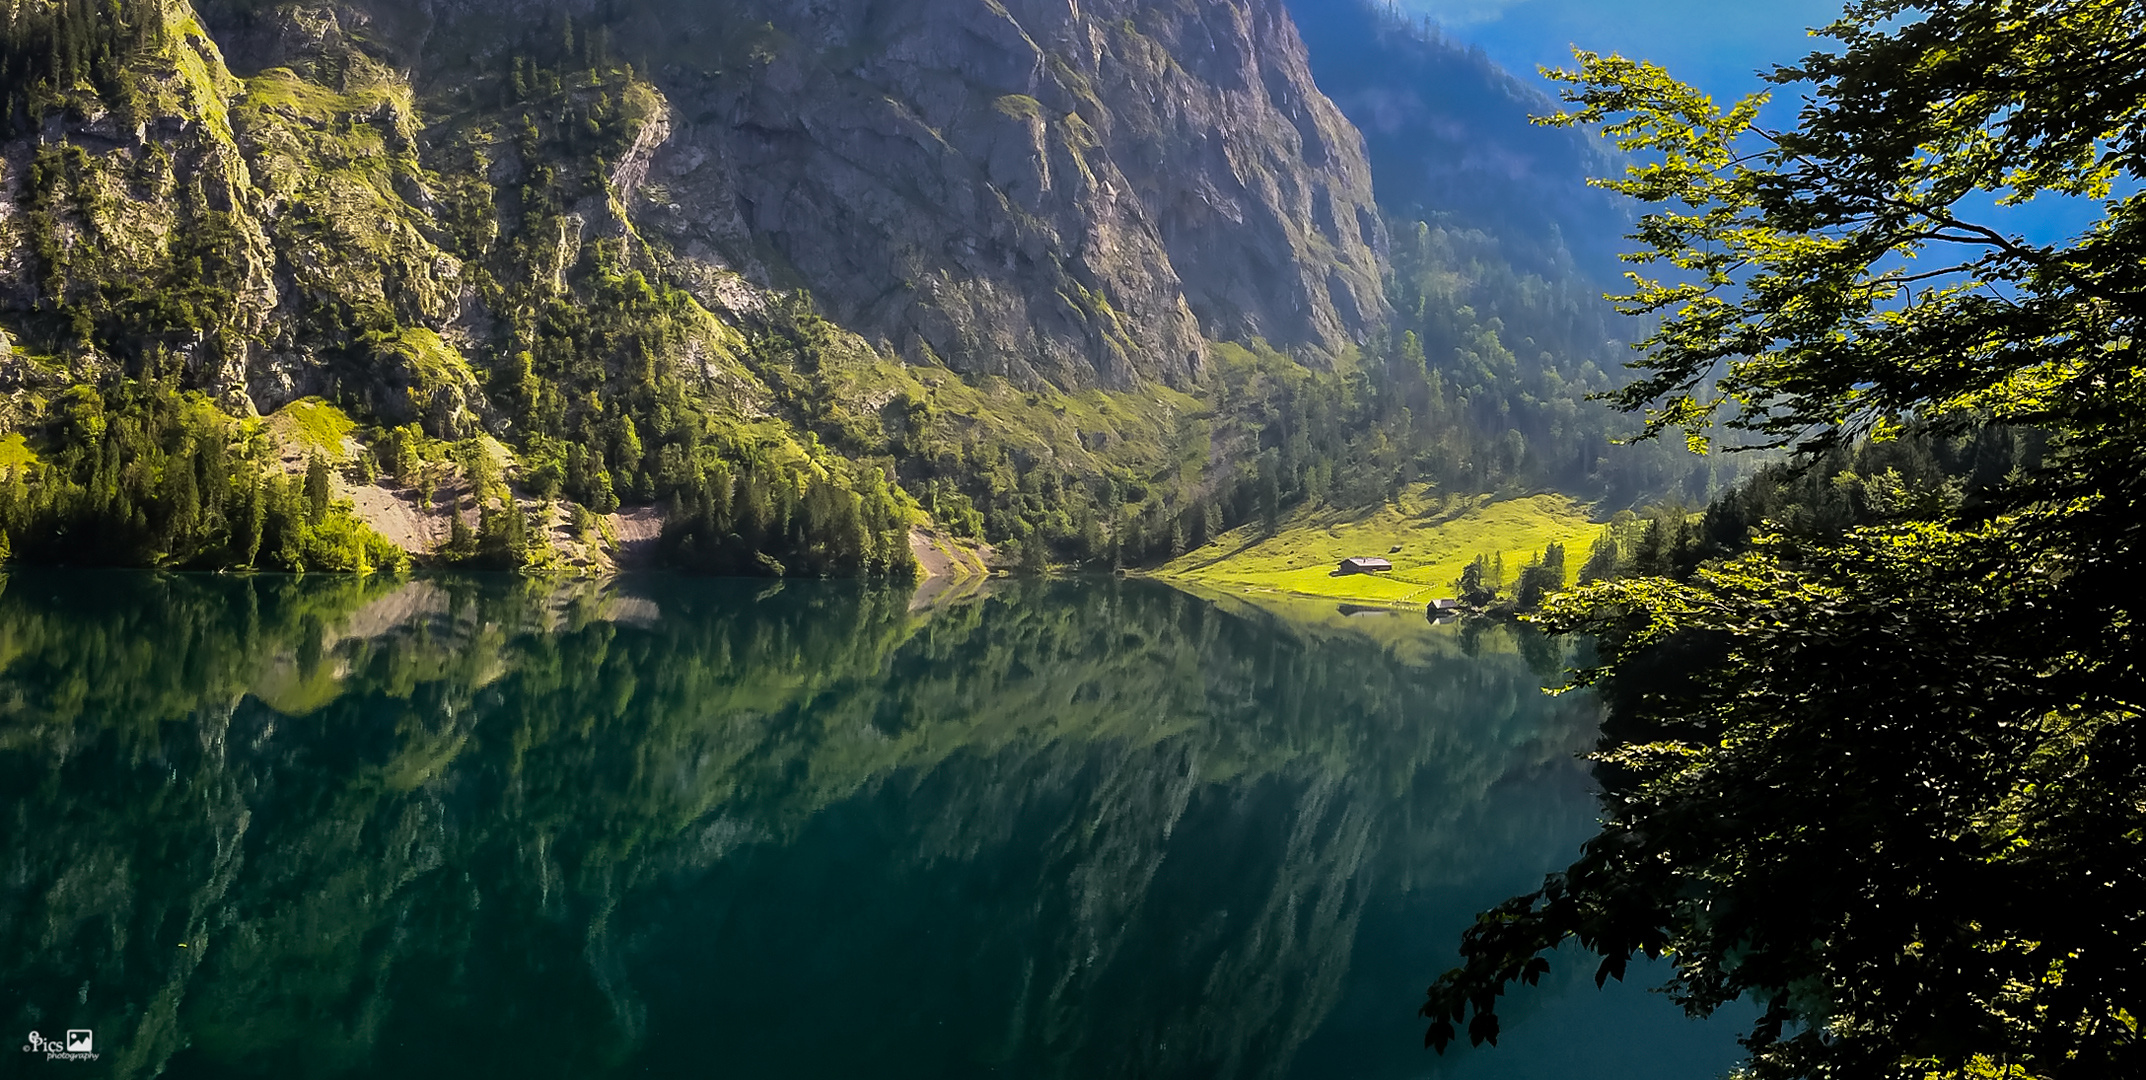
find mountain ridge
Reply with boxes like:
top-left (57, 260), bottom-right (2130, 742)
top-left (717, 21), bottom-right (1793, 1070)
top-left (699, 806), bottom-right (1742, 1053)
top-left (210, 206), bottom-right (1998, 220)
top-left (0, 0), bottom-right (1682, 577)
top-left (1288, 0), bottom-right (1633, 279)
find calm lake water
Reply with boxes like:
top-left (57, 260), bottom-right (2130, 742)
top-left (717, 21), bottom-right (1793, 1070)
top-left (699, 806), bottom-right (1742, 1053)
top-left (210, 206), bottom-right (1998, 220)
top-left (0, 571), bottom-right (1741, 1079)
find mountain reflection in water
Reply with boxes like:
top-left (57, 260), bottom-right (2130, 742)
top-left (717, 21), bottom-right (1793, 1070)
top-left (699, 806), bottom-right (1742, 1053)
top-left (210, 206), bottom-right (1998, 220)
top-left (0, 571), bottom-right (1739, 1079)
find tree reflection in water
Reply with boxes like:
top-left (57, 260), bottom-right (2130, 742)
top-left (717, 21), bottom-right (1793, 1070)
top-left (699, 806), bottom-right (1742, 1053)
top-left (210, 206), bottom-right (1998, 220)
top-left (0, 571), bottom-right (1618, 1079)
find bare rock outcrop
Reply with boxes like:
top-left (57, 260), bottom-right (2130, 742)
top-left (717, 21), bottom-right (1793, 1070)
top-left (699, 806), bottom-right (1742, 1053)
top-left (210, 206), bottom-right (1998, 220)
top-left (414, 0), bottom-right (1389, 389)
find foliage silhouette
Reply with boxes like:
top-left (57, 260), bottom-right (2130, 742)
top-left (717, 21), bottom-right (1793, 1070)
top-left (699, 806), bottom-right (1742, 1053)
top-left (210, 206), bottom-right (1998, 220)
top-left (1421, 3), bottom-right (2146, 1077)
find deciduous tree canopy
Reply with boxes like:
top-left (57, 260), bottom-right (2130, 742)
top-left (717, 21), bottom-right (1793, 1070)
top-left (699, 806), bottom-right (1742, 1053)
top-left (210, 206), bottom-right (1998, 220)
top-left (1421, 3), bottom-right (2146, 1077)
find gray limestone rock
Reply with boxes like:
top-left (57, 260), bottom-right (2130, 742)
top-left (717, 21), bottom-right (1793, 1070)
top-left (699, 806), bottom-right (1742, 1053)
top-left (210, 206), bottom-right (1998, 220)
top-left (415, 0), bottom-right (1388, 389)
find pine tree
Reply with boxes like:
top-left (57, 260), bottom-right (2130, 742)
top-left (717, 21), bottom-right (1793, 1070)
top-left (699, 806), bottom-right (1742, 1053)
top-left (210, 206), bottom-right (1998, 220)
top-left (167, 445), bottom-right (199, 550)
top-left (305, 455), bottom-right (331, 525)
top-left (1578, 530), bottom-right (1621, 584)
top-left (448, 507), bottom-right (474, 555)
top-left (1456, 555), bottom-right (1495, 607)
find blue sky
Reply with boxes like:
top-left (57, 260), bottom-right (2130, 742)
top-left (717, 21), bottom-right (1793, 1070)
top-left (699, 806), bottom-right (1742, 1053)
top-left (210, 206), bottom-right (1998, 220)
top-left (1395, 0), bottom-right (2106, 245)
top-left (1398, 0), bottom-right (1851, 104)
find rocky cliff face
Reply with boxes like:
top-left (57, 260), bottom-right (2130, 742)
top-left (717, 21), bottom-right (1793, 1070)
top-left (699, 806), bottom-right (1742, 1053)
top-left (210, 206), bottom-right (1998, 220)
top-left (6, 0), bottom-right (1384, 406)
top-left (0, 1), bottom-right (498, 427)
top-left (1288, 0), bottom-right (1631, 279)
top-left (0, 0), bottom-right (1391, 573)
top-left (406, 0), bottom-right (1389, 388)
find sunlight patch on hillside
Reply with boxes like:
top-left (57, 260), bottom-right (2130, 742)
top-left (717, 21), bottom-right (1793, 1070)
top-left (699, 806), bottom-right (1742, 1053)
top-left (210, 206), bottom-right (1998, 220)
top-left (1159, 488), bottom-right (1599, 606)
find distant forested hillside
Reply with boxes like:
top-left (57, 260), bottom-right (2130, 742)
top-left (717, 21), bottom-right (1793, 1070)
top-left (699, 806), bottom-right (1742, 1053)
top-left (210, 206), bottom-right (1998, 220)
top-left (1288, 0), bottom-right (1633, 278)
top-left (0, 0), bottom-right (1714, 577)
top-left (1286, 0), bottom-right (1726, 508)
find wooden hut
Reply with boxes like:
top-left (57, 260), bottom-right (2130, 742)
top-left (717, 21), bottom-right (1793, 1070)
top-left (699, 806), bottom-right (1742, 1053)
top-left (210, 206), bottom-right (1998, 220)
top-left (1337, 556), bottom-right (1393, 574)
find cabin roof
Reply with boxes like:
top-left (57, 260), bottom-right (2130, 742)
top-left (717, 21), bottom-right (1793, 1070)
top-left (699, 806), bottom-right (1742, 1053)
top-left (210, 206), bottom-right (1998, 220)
top-left (1339, 556), bottom-right (1394, 571)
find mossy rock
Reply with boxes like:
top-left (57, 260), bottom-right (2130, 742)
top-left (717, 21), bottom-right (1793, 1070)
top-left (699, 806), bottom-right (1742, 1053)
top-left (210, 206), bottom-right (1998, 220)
top-left (992, 94), bottom-right (1042, 121)
top-left (366, 328), bottom-right (484, 437)
top-left (269, 397), bottom-right (358, 461)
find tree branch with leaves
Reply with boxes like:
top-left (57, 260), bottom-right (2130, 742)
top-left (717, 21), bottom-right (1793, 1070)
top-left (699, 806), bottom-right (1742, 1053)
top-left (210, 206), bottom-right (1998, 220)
top-left (1422, 3), bottom-right (2146, 1077)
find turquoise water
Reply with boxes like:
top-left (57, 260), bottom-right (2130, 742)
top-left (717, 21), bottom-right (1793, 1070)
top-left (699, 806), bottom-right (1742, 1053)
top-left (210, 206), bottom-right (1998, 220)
top-left (0, 571), bottom-right (1741, 1078)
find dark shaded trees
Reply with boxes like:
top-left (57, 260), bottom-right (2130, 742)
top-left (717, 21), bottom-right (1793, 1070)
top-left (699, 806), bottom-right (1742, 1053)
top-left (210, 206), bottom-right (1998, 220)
top-left (1421, 3), bottom-right (2146, 1076)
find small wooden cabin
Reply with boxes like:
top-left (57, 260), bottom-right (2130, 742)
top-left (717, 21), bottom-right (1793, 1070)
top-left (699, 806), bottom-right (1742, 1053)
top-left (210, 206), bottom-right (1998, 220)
top-left (1337, 556), bottom-right (1393, 574)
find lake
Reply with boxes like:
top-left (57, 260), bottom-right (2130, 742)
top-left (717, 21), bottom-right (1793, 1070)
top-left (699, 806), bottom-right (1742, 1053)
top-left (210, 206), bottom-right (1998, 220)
top-left (0, 571), bottom-right (1742, 1078)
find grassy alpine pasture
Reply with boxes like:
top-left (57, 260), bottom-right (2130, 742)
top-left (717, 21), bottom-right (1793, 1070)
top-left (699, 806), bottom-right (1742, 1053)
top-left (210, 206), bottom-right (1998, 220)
top-left (270, 397), bottom-right (360, 459)
top-left (1159, 488), bottom-right (1600, 607)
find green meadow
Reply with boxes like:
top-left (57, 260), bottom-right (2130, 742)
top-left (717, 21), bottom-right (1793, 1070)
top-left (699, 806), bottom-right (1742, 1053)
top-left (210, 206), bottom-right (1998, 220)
top-left (1159, 488), bottom-right (1601, 607)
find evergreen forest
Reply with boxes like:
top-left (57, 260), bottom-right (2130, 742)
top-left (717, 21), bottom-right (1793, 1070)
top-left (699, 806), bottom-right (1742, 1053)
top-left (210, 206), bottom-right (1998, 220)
top-left (0, 0), bottom-right (1713, 576)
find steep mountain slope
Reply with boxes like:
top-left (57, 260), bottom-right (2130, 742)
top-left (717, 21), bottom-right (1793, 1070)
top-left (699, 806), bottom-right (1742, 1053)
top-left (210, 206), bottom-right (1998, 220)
top-left (0, 0), bottom-right (1712, 582)
top-left (1286, 0), bottom-right (1630, 277)
top-left (0, 0), bottom-right (1394, 573)
top-left (219, 0), bottom-right (1392, 391)
top-left (610, 0), bottom-right (1392, 386)
top-left (1280, 0), bottom-right (1723, 508)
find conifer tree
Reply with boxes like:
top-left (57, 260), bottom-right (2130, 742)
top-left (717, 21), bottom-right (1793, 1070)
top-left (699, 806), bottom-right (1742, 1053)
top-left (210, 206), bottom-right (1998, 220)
top-left (305, 455), bottom-right (331, 525)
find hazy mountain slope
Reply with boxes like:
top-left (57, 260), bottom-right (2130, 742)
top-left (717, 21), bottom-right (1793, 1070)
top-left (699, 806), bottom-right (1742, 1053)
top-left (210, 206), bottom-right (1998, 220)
top-left (1287, 1), bottom-right (1726, 510)
top-left (1286, 0), bottom-right (1630, 277)
top-left (1135, 0), bottom-right (1728, 603)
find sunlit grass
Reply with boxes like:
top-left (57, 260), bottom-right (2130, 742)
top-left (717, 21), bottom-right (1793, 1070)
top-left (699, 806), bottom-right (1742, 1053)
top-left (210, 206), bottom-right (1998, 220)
top-left (271, 397), bottom-right (358, 459)
top-left (1159, 488), bottom-right (1601, 607)
top-left (0, 433), bottom-right (39, 471)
